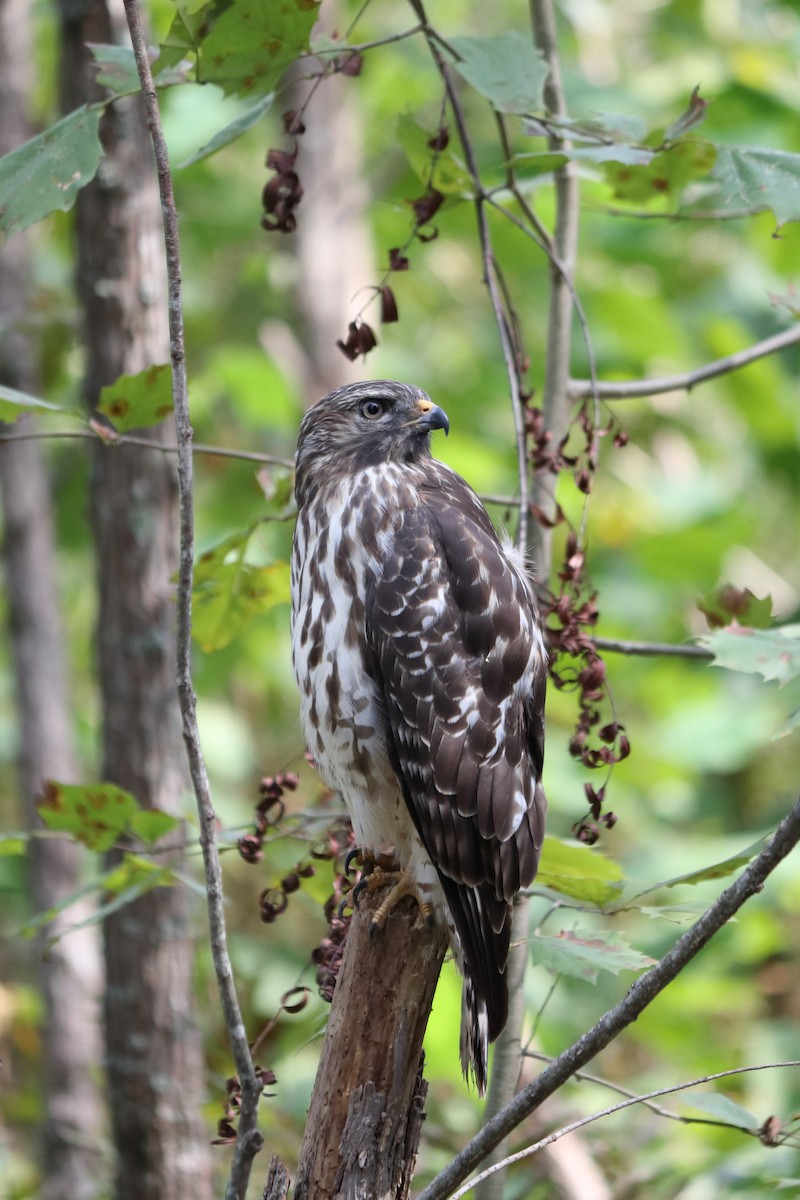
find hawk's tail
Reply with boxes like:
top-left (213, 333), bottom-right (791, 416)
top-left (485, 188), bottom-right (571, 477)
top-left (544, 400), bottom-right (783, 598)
top-left (460, 978), bottom-right (490, 1096)
top-left (444, 879), bottom-right (513, 1097)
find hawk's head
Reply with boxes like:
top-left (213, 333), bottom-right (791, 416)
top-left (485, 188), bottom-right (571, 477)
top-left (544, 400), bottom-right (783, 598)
top-left (294, 381), bottom-right (449, 503)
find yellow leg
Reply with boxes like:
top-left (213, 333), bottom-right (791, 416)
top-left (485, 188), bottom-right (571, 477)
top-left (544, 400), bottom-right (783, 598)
top-left (360, 868), bottom-right (434, 932)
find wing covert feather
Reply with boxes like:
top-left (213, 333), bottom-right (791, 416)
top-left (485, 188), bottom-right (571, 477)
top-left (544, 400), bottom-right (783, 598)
top-left (365, 468), bottom-right (547, 1040)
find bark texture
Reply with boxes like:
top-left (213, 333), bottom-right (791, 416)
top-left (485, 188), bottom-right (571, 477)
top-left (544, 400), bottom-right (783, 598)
top-left (0, 1), bottom-right (105, 1195)
top-left (294, 890), bottom-right (447, 1200)
top-left (58, 2), bottom-right (213, 1197)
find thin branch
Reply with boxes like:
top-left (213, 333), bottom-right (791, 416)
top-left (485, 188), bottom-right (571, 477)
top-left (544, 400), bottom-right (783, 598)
top-left (522, 1049), bottom-right (765, 1126)
top-left (569, 324), bottom-right (800, 401)
top-left (121, 4), bottom-right (263, 1197)
top-left (418, 794), bottom-right (800, 1200)
top-left (299, 23), bottom-right (424, 58)
top-left (528, 0), bottom-right (582, 568)
top-left (409, 0), bottom-right (529, 552)
top-left (484, 193), bottom-right (598, 405)
top-left (452, 1060), bottom-right (800, 1199)
top-left (0, 425), bottom-right (294, 469)
top-left (593, 637), bottom-right (714, 660)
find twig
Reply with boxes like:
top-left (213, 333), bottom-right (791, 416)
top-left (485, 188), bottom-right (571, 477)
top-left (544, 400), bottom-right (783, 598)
top-left (451, 1060), bottom-right (800, 1199)
top-left (409, 0), bottom-right (530, 552)
top-left (527, 0), bottom-right (582, 569)
top-left (122, 4), bottom-right (263, 1197)
top-left (417, 794), bottom-right (800, 1200)
top-left (0, 425), bottom-right (294, 469)
top-left (593, 637), bottom-right (714, 660)
top-left (522, 1050), bottom-right (769, 1126)
top-left (568, 324), bottom-right (800, 401)
top-left (299, 23), bottom-right (425, 58)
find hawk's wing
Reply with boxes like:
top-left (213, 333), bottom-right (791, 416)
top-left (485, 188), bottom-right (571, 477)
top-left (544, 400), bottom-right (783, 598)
top-left (365, 465), bottom-right (547, 1045)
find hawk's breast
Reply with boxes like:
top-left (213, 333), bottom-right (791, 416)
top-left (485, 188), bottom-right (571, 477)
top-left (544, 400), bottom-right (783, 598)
top-left (291, 469), bottom-right (422, 859)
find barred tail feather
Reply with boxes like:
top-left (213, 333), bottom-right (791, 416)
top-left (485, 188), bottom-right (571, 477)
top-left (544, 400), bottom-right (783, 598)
top-left (460, 978), bottom-right (490, 1096)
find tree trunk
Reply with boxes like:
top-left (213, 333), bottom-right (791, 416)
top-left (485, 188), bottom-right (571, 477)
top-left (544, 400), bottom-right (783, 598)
top-left (294, 890), bottom-right (447, 1199)
top-left (57, 2), bottom-right (214, 1197)
top-left (0, 1), bottom-right (105, 1195)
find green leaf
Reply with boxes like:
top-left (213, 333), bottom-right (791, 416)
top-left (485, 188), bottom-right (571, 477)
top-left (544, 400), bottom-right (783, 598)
top-left (445, 33), bottom-right (549, 114)
top-left (513, 144), bottom-right (654, 172)
top-left (97, 364), bottom-right (173, 433)
top-left (605, 139), bottom-right (716, 205)
top-left (102, 853), bottom-right (175, 895)
top-left (638, 900), bottom-right (710, 924)
top-left (532, 928), bottom-right (655, 983)
top-left (158, 1), bottom-right (214, 70)
top-left (536, 837), bottom-right (624, 906)
top-left (179, 92), bottom-right (275, 167)
top-left (567, 112), bottom-right (649, 143)
top-left (396, 116), bottom-right (471, 195)
top-left (37, 781), bottom-right (138, 852)
top-left (568, 143), bottom-right (654, 166)
top-left (680, 1092), bottom-right (758, 1129)
top-left (17, 879), bottom-right (102, 939)
top-left (0, 104), bottom-right (104, 236)
top-left (19, 854), bottom-right (177, 942)
top-left (0, 383), bottom-right (81, 424)
top-left (129, 809), bottom-right (179, 845)
top-left (697, 585), bottom-right (773, 630)
top-left (193, 527), bottom-right (291, 651)
top-left (88, 43), bottom-right (188, 95)
top-left (710, 145), bottom-right (800, 230)
top-left (637, 837), bottom-right (768, 894)
top-left (198, 0), bottom-right (320, 98)
top-left (88, 42), bottom-right (143, 94)
top-left (699, 625), bottom-right (800, 687)
top-left (56, 872), bottom-right (176, 940)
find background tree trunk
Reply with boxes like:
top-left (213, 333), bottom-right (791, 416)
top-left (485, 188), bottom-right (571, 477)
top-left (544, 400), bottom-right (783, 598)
top-left (57, 2), bottom-right (214, 1196)
top-left (0, 1), bottom-right (105, 1195)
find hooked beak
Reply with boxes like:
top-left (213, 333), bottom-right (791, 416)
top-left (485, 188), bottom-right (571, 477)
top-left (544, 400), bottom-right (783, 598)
top-left (414, 397), bottom-right (450, 436)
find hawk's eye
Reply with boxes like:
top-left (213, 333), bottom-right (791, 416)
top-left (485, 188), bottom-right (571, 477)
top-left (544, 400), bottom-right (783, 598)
top-left (360, 398), bottom-right (387, 419)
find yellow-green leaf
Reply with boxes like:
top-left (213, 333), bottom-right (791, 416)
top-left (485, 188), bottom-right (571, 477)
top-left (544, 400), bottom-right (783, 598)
top-left (536, 836), bottom-right (624, 906)
top-left (0, 384), bottom-right (81, 424)
top-left (37, 781), bottom-right (138, 852)
top-left (396, 116), bottom-right (471, 195)
top-left (129, 809), bottom-right (179, 845)
top-left (98, 364), bottom-right (173, 433)
top-left (193, 527), bottom-right (291, 651)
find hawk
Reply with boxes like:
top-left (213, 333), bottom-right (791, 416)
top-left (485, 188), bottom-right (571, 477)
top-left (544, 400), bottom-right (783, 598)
top-left (291, 380), bottom-right (547, 1093)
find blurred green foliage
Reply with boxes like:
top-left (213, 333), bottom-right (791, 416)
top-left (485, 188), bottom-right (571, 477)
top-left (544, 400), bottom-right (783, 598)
top-left (1, 0), bottom-right (800, 1197)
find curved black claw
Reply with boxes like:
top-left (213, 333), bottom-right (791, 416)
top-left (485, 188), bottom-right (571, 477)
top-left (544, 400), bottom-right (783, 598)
top-left (367, 918), bottom-right (383, 943)
top-left (337, 891), bottom-right (354, 919)
top-left (344, 847), bottom-right (361, 878)
top-left (351, 876), bottom-right (369, 907)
